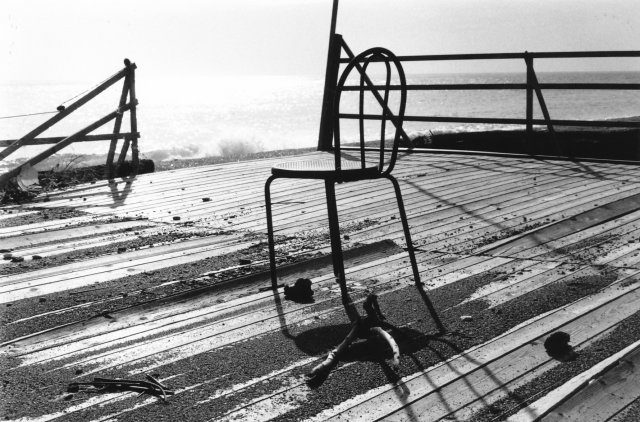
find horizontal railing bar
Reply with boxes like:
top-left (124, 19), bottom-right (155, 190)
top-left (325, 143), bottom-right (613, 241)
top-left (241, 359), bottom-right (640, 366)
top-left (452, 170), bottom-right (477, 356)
top-left (339, 50), bottom-right (640, 63)
top-left (341, 83), bottom-right (640, 91)
top-left (0, 132), bottom-right (140, 147)
top-left (339, 113), bottom-right (640, 128)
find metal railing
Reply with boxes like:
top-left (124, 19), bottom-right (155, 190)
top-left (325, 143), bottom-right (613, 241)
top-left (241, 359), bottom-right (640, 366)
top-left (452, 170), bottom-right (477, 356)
top-left (318, 34), bottom-right (640, 151)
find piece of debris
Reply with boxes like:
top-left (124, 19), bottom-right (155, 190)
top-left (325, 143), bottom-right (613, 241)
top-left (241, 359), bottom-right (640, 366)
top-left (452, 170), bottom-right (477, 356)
top-left (3, 253), bottom-right (13, 260)
top-left (202, 197), bottom-right (211, 202)
top-left (544, 331), bottom-right (577, 361)
top-left (11, 256), bottom-right (25, 263)
top-left (117, 247), bottom-right (127, 254)
top-left (370, 326), bottom-right (400, 367)
top-left (67, 376), bottom-right (174, 401)
top-left (307, 293), bottom-right (401, 382)
top-left (173, 216), bottom-right (181, 221)
top-left (0, 248), bottom-right (13, 253)
top-left (284, 278), bottom-right (314, 302)
top-left (239, 258), bottom-right (252, 265)
top-left (461, 315), bottom-right (473, 322)
top-left (17, 164), bottom-right (41, 193)
top-left (32, 255), bottom-right (43, 260)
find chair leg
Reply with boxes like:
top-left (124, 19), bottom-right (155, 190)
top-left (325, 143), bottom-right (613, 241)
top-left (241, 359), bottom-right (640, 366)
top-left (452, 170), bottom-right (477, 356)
top-left (264, 175), bottom-right (279, 290)
top-left (324, 180), bottom-right (360, 323)
top-left (386, 175), bottom-right (446, 333)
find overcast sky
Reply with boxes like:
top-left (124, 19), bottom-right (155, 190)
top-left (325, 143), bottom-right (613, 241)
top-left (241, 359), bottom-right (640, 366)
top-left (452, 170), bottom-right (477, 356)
top-left (1, 0), bottom-right (639, 83)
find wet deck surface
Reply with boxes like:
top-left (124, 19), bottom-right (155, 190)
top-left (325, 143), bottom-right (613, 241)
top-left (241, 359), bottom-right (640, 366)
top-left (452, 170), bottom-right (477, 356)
top-left (1, 150), bottom-right (640, 421)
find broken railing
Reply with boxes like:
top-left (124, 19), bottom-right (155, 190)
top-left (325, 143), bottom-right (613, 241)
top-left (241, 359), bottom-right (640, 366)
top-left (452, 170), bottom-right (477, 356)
top-left (318, 34), bottom-right (640, 152)
top-left (0, 58), bottom-right (140, 189)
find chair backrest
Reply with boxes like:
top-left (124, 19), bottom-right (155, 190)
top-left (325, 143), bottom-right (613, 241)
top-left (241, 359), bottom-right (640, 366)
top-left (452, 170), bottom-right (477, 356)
top-left (333, 47), bottom-right (407, 175)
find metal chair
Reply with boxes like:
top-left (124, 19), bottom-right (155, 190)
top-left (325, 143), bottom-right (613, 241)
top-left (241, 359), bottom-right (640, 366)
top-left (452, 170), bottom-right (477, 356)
top-left (264, 47), bottom-right (442, 330)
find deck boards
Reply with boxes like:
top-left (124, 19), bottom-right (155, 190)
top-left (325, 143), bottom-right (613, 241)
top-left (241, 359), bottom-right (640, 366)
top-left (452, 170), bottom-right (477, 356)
top-left (1, 151), bottom-right (640, 421)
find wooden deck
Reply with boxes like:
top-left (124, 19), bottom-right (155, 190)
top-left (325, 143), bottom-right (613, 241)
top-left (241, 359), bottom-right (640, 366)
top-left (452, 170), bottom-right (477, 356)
top-left (1, 150), bottom-right (640, 421)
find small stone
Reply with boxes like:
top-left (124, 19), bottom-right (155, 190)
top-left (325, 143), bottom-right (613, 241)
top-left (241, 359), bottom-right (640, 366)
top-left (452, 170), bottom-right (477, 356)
top-left (461, 315), bottom-right (473, 321)
top-left (11, 256), bottom-right (25, 263)
top-left (32, 255), bottom-right (43, 260)
top-left (117, 247), bottom-right (127, 254)
top-left (343, 235), bottom-right (350, 240)
top-left (0, 249), bottom-right (14, 253)
top-left (38, 298), bottom-right (47, 303)
top-left (173, 216), bottom-right (181, 221)
top-left (75, 368), bottom-right (84, 375)
top-left (3, 253), bottom-right (13, 260)
top-left (202, 197), bottom-right (211, 202)
top-left (239, 258), bottom-right (252, 265)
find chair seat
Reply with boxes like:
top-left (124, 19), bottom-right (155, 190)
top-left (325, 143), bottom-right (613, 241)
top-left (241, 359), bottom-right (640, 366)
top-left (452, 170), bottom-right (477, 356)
top-left (272, 158), bottom-right (380, 181)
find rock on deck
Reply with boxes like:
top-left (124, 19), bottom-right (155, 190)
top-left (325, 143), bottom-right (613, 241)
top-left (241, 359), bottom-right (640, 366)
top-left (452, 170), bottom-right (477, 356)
top-left (1, 150), bottom-right (640, 421)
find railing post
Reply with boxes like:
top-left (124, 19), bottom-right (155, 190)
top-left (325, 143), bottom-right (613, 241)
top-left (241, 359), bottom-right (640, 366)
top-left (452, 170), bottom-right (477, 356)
top-left (106, 59), bottom-right (132, 179)
top-left (318, 33), bottom-right (343, 151)
top-left (525, 52), bottom-right (534, 135)
top-left (128, 61), bottom-right (140, 177)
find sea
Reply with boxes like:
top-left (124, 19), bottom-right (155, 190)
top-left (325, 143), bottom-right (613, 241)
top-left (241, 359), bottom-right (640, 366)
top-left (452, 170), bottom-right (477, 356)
top-left (1, 71), bottom-right (638, 169)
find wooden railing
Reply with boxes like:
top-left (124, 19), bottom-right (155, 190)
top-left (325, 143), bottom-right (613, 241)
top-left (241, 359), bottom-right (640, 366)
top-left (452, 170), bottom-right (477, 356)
top-left (318, 34), bottom-right (640, 151)
top-left (0, 59), bottom-right (140, 188)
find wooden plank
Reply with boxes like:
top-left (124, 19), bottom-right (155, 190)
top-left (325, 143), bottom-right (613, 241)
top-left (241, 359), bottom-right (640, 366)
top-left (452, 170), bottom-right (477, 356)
top-left (0, 215), bottom-right (113, 238)
top-left (0, 227), bottom-right (164, 264)
top-left (505, 209), bottom-right (640, 262)
top-left (484, 192), bottom-right (640, 257)
top-left (0, 235), bottom-right (254, 303)
top-left (317, 276), bottom-right (640, 421)
top-left (0, 220), bottom-right (155, 250)
top-left (7, 252), bottom-right (420, 373)
top-left (0, 210), bottom-right (39, 221)
top-left (541, 343), bottom-right (640, 421)
top-left (507, 340), bottom-right (640, 421)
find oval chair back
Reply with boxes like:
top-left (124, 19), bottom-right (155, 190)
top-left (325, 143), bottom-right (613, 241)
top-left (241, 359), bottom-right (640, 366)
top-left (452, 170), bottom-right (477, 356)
top-left (333, 47), bottom-right (407, 177)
